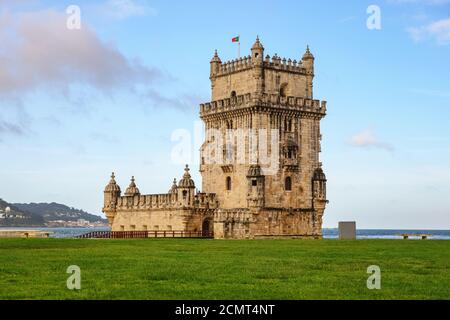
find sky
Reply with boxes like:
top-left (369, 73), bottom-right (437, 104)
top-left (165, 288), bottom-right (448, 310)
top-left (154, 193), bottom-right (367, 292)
top-left (0, 0), bottom-right (449, 229)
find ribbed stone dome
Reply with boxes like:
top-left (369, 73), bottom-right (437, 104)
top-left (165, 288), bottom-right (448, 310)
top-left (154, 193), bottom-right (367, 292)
top-left (125, 176), bottom-right (140, 196)
top-left (313, 167), bottom-right (326, 181)
top-left (302, 45), bottom-right (314, 60)
top-left (168, 178), bottom-right (177, 193)
top-left (178, 165), bottom-right (195, 188)
top-left (104, 172), bottom-right (121, 193)
top-left (210, 50), bottom-right (221, 63)
top-left (251, 36), bottom-right (264, 50)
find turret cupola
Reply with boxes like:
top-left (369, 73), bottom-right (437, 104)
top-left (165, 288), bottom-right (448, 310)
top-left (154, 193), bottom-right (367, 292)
top-left (210, 50), bottom-right (221, 77)
top-left (169, 178), bottom-right (177, 194)
top-left (178, 164), bottom-right (195, 188)
top-left (104, 172), bottom-right (121, 193)
top-left (302, 45), bottom-right (314, 60)
top-left (177, 165), bottom-right (196, 206)
top-left (103, 172), bottom-right (121, 221)
top-left (125, 176), bottom-right (140, 196)
top-left (251, 36), bottom-right (264, 62)
top-left (313, 167), bottom-right (326, 181)
top-left (302, 45), bottom-right (314, 74)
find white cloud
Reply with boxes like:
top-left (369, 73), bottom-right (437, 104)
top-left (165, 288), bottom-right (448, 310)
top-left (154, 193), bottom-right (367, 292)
top-left (0, 8), bottom-right (162, 97)
top-left (349, 128), bottom-right (394, 151)
top-left (101, 0), bottom-right (157, 20)
top-left (408, 18), bottom-right (450, 44)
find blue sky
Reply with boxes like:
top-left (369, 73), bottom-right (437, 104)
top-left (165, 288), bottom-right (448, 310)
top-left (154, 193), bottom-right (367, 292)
top-left (0, 0), bottom-right (449, 228)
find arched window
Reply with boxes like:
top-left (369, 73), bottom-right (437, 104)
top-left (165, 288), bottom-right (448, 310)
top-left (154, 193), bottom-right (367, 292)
top-left (182, 190), bottom-right (188, 199)
top-left (226, 176), bottom-right (232, 191)
top-left (285, 177), bottom-right (292, 191)
top-left (230, 91), bottom-right (236, 98)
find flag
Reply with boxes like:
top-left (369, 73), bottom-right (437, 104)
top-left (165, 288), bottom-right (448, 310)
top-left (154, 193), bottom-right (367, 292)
top-left (232, 36), bottom-right (240, 43)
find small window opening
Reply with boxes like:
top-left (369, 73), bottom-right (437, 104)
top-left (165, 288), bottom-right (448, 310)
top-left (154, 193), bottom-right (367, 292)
top-left (285, 177), bottom-right (292, 191)
top-left (226, 176), bottom-right (232, 190)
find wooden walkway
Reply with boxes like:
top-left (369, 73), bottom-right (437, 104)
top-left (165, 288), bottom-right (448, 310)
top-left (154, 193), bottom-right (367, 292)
top-left (76, 230), bottom-right (214, 239)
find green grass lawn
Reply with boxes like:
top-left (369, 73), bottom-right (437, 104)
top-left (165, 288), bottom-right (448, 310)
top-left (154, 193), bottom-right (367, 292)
top-left (0, 238), bottom-right (448, 300)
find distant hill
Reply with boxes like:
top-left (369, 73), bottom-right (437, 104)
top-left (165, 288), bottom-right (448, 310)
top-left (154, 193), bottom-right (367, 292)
top-left (13, 202), bottom-right (107, 224)
top-left (0, 199), bottom-right (107, 227)
top-left (0, 198), bottom-right (44, 226)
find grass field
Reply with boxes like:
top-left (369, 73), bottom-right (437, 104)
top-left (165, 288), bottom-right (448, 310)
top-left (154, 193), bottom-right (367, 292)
top-left (0, 238), bottom-right (448, 300)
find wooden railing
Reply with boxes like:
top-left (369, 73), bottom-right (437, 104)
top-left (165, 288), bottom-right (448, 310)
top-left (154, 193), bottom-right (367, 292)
top-left (76, 230), bottom-right (214, 239)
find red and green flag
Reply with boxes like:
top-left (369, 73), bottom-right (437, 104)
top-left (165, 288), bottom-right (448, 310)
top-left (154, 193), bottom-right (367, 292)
top-left (232, 36), bottom-right (240, 43)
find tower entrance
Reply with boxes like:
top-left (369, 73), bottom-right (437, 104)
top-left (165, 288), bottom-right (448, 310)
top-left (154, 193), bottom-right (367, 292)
top-left (202, 217), bottom-right (213, 237)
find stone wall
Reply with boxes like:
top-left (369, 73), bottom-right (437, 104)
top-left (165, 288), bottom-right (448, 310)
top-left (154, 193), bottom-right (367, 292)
top-left (213, 208), bottom-right (320, 239)
top-left (111, 208), bottom-right (214, 232)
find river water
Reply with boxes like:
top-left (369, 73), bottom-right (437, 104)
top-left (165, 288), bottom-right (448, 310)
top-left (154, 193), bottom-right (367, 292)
top-left (0, 227), bottom-right (449, 239)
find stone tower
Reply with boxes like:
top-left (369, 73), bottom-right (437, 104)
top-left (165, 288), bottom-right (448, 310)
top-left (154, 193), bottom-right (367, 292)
top-left (199, 37), bottom-right (328, 239)
top-left (102, 37), bottom-right (328, 239)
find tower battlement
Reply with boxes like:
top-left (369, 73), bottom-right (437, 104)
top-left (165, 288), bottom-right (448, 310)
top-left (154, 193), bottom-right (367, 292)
top-left (210, 37), bottom-right (315, 101)
top-left (213, 54), bottom-right (308, 78)
top-left (200, 93), bottom-right (326, 118)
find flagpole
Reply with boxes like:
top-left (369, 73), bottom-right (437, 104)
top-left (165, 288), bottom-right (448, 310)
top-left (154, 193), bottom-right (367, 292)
top-left (238, 41), bottom-right (240, 59)
top-left (238, 35), bottom-right (240, 59)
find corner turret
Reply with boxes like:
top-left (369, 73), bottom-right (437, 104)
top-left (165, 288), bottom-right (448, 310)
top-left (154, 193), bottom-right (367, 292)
top-left (210, 50), bottom-right (221, 78)
top-left (302, 45), bottom-right (314, 71)
top-left (251, 36), bottom-right (265, 96)
top-left (302, 45), bottom-right (314, 98)
top-left (178, 165), bottom-right (196, 206)
top-left (103, 172), bottom-right (121, 224)
top-left (251, 36), bottom-right (264, 63)
top-left (246, 164), bottom-right (265, 209)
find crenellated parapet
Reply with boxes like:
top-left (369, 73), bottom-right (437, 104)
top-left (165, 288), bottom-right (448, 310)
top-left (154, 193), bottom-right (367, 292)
top-left (200, 93), bottom-right (326, 118)
top-left (212, 54), bottom-right (308, 78)
top-left (217, 55), bottom-right (253, 75)
top-left (263, 54), bottom-right (306, 74)
top-left (114, 191), bottom-right (218, 211)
